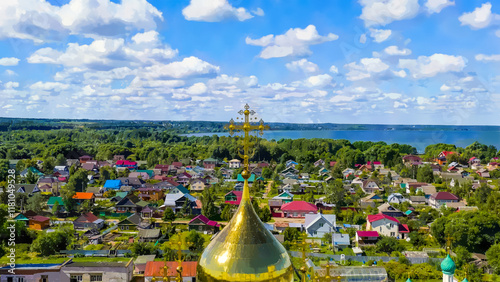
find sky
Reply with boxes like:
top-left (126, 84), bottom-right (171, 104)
top-left (0, 0), bottom-right (499, 125)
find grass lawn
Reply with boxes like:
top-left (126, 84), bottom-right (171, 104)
top-left (0, 255), bottom-right (132, 265)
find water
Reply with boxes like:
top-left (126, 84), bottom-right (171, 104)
top-left (183, 129), bottom-right (500, 153)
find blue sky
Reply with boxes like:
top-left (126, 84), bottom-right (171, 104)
top-left (0, 0), bottom-right (499, 125)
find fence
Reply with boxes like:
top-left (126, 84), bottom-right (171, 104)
top-left (289, 251), bottom-right (444, 265)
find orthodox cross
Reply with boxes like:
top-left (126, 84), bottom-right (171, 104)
top-left (294, 232), bottom-right (309, 282)
top-left (226, 104), bottom-right (269, 178)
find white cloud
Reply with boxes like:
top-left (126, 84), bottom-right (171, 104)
top-left (417, 96), bottom-right (432, 104)
top-left (496, 30), bottom-right (500, 37)
top-left (359, 0), bottom-right (420, 27)
top-left (384, 93), bottom-right (402, 99)
top-left (182, 0), bottom-right (259, 22)
top-left (292, 74), bottom-right (333, 88)
top-left (384, 46), bottom-right (412, 56)
top-left (369, 28), bottom-right (392, 43)
top-left (425, 0), bottom-right (454, 14)
top-left (0, 0), bottom-right (163, 42)
top-left (246, 25), bottom-right (339, 59)
top-left (143, 56), bottom-right (220, 79)
top-left (329, 65), bottom-right (339, 74)
top-left (132, 31), bottom-right (159, 44)
top-left (0, 57), bottom-right (20, 66)
top-left (459, 3), bottom-right (498, 29)
top-left (440, 84), bottom-right (462, 92)
top-left (28, 36), bottom-right (178, 70)
top-left (285, 59), bottom-right (319, 73)
top-left (345, 58), bottom-right (390, 81)
top-left (359, 34), bottom-right (367, 44)
top-left (4, 82), bottom-right (19, 89)
top-left (392, 70), bottom-right (407, 78)
top-left (186, 82), bottom-right (208, 95)
top-left (29, 81), bottom-right (70, 92)
top-left (394, 101), bottom-right (408, 108)
top-left (475, 54), bottom-right (500, 62)
top-left (398, 54), bottom-right (466, 78)
top-left (330, 95), bottom-right (356, 103)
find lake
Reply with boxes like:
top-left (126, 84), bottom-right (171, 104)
top-left (183, 129), bottom-right (500, 153)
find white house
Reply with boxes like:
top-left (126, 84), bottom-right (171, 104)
top-left (361, 180), bottom-right (381, 194)
top-left (228, 159), bottom-right (241, 169)
top-left (387, 193), bottom-right (407, 204)
top-left (367, 214), bottom-right (409, 239)
top-left (429, 192), bottom-right (459, 209)
top-left (304, 213), bottom-right (336, 238)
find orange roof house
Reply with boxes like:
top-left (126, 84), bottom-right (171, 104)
top-left (145, 261), bottom-right (198, 279)
top-left (72, 192), bottom-right (95, 205)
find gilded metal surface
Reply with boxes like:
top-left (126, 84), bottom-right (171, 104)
top-left (197, 105), bottom-right (292, 281)
top-left (197, 180), bottom-right (293, 281)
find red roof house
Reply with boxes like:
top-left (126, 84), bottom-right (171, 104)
top-left (188, 215), bottom-right (220, 234)
top-left (429, 192), bottom-right (459, 209)
top-left (280, 201), bottom-right (318, 218)
top-left (367, 214), bottom-right (400, 224)
top-left (224, 191), bottom-right (243, 205)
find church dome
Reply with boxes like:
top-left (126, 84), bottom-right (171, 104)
top-left (441, 254), bottom-right (456, 275)
top-left (197, 180), bottom-right (293, 281)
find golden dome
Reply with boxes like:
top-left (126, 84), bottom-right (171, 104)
top-left (197, 180), bottom-right (294, 281)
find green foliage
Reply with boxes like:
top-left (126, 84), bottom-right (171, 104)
top-left (416, 165), bottom-right (434, 183)
top-left (486, 244), bottom-right (500, 274)
top-left (375, 236), bottom-right (405, 255)
top-left (283, 227), bottom-right (300, 242)
top-left (25, 170), bottom-right (38, 184)
top-left (454, 245), bottom-right (471, 269)
top-left (431, 210), bottom-right (500, 253)
top-left (130, 242), bottom-right (156, 256)
top-left (27, 193), bottom-right (45, 214)
top-left (201, 187), bottom-right (218, 220)
top-left (163, 208), bottom-right (176, 222)
top-left (221, 204), bottom-right (233, 221)
top-left (324, 179), bottom-right (345, 211)
top-left (31, 229), bottom-right (73, 256)
top-left (0, 159), bottom-right (9, 182)
top-left (259, 205), bottom-right (272, 222)
top-left (186, 230), bottom-right (205, 252)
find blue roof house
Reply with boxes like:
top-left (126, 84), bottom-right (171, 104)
top-left (104, 180), bottom-right (122, 190)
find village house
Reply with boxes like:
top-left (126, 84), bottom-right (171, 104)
top-left (73, 212), bottom-right (104, 230)
top-left (188, 215), bottom-right (220, 234)
top-left (138, 229), bottom-right (161, 243)
top-left (190, 178), bottom-right (209, 192)
top-left (314, 159), bottom-right (325, 167)
top-left (117, 214), bottom-right (151, 231)
top-left (333, 233), bottom-right (351, 250)
top-left (15, 184), bottom-right (40, 195)
top-left (360, 193), bottom-right (383, 208)
top-left (403, 155), bottom-right (422, 166)
top-left (103, 179), bottom-right (122, 190)
top-left (29, 215), bottom-right (50, 230)
top-left (377, 203), bottom-right (405, 217)
top-left (304, 213), bottom-right (336, 238)
top-left (203, 158), bottom-right (217, 169)
top-left (366, 214), bottom-right (410, 239)
top-left (280, 201), bottom-right (318, 218)
top-left (228, 159), bottom-right (241, 168)
top-left (137, 187), bottom-right (164, 201)
top-left (61, 260), bottom-right (134, 282)
top-left (72, 192), bottom-right (95, 205)
top-left (355, 231), bottom-right (379, 246)
top-left (115, 195), bottom-right (142, 213)
top-left (477, 169), bottom-right (490, 178)
top-left (79, 155), bottom-right (93, 164)
top-left (225, 191), bottom-right (243, 206)
top-left (163, 192), bottom-right (196, 213)
top-left (272, 191), bottom-right (294, 203)
top-left (360, 179), bottom-right (381, 194)
top-left (429, 192), bottom-right (459, 209)
top-left (37, 177), bottom-right (62, 195)
top-left (144, 261), bottom-right (198, 282)
top-left (116, 160), bottom-right (138, 169)
top-left (387, 193), bottom-right (407, 204)
top-left (436, 151), bottom-right (456, 165)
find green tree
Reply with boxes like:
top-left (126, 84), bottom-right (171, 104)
top-left (283, 227), bottom-right (300, 242)
top-left (52, 201), bottom-right (60, 215)
top-left (259, 206), bottom-right (272, 222)
top-left (416, 165), bottom-right (434, 183)
top-left (454, 245), bottom-right (471, 269)
top-left (31, 229), bottom-right (72, 256)
top-left (376, 236), bottom-right (404, 255)
top-left (27, 193), bottom-right (45, 213)
top-left (186, 230), bottom-right (205, 252)
top-left (130, 242), bottom-right (156, 256)
top-left (180, 199), bottom-right (191, 216)
top-left (55, 154), bottom-right (67, 166)
top-left (42, 157), bottom-right (55, 173)
top-left (324, 179), bottom-right (345, 212)
top-left (26, 170), bottom-right (38, 184)
top-left (201, 187), bottom-right (218, 219)
top-left (163, 207), bottom-right (176, 222)
top-left (486, 244), bottom-right (500, 274)
top-left (221, 205), bottom-right (233, 221)
top-left (0, 159), bottom-right (9, 182)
